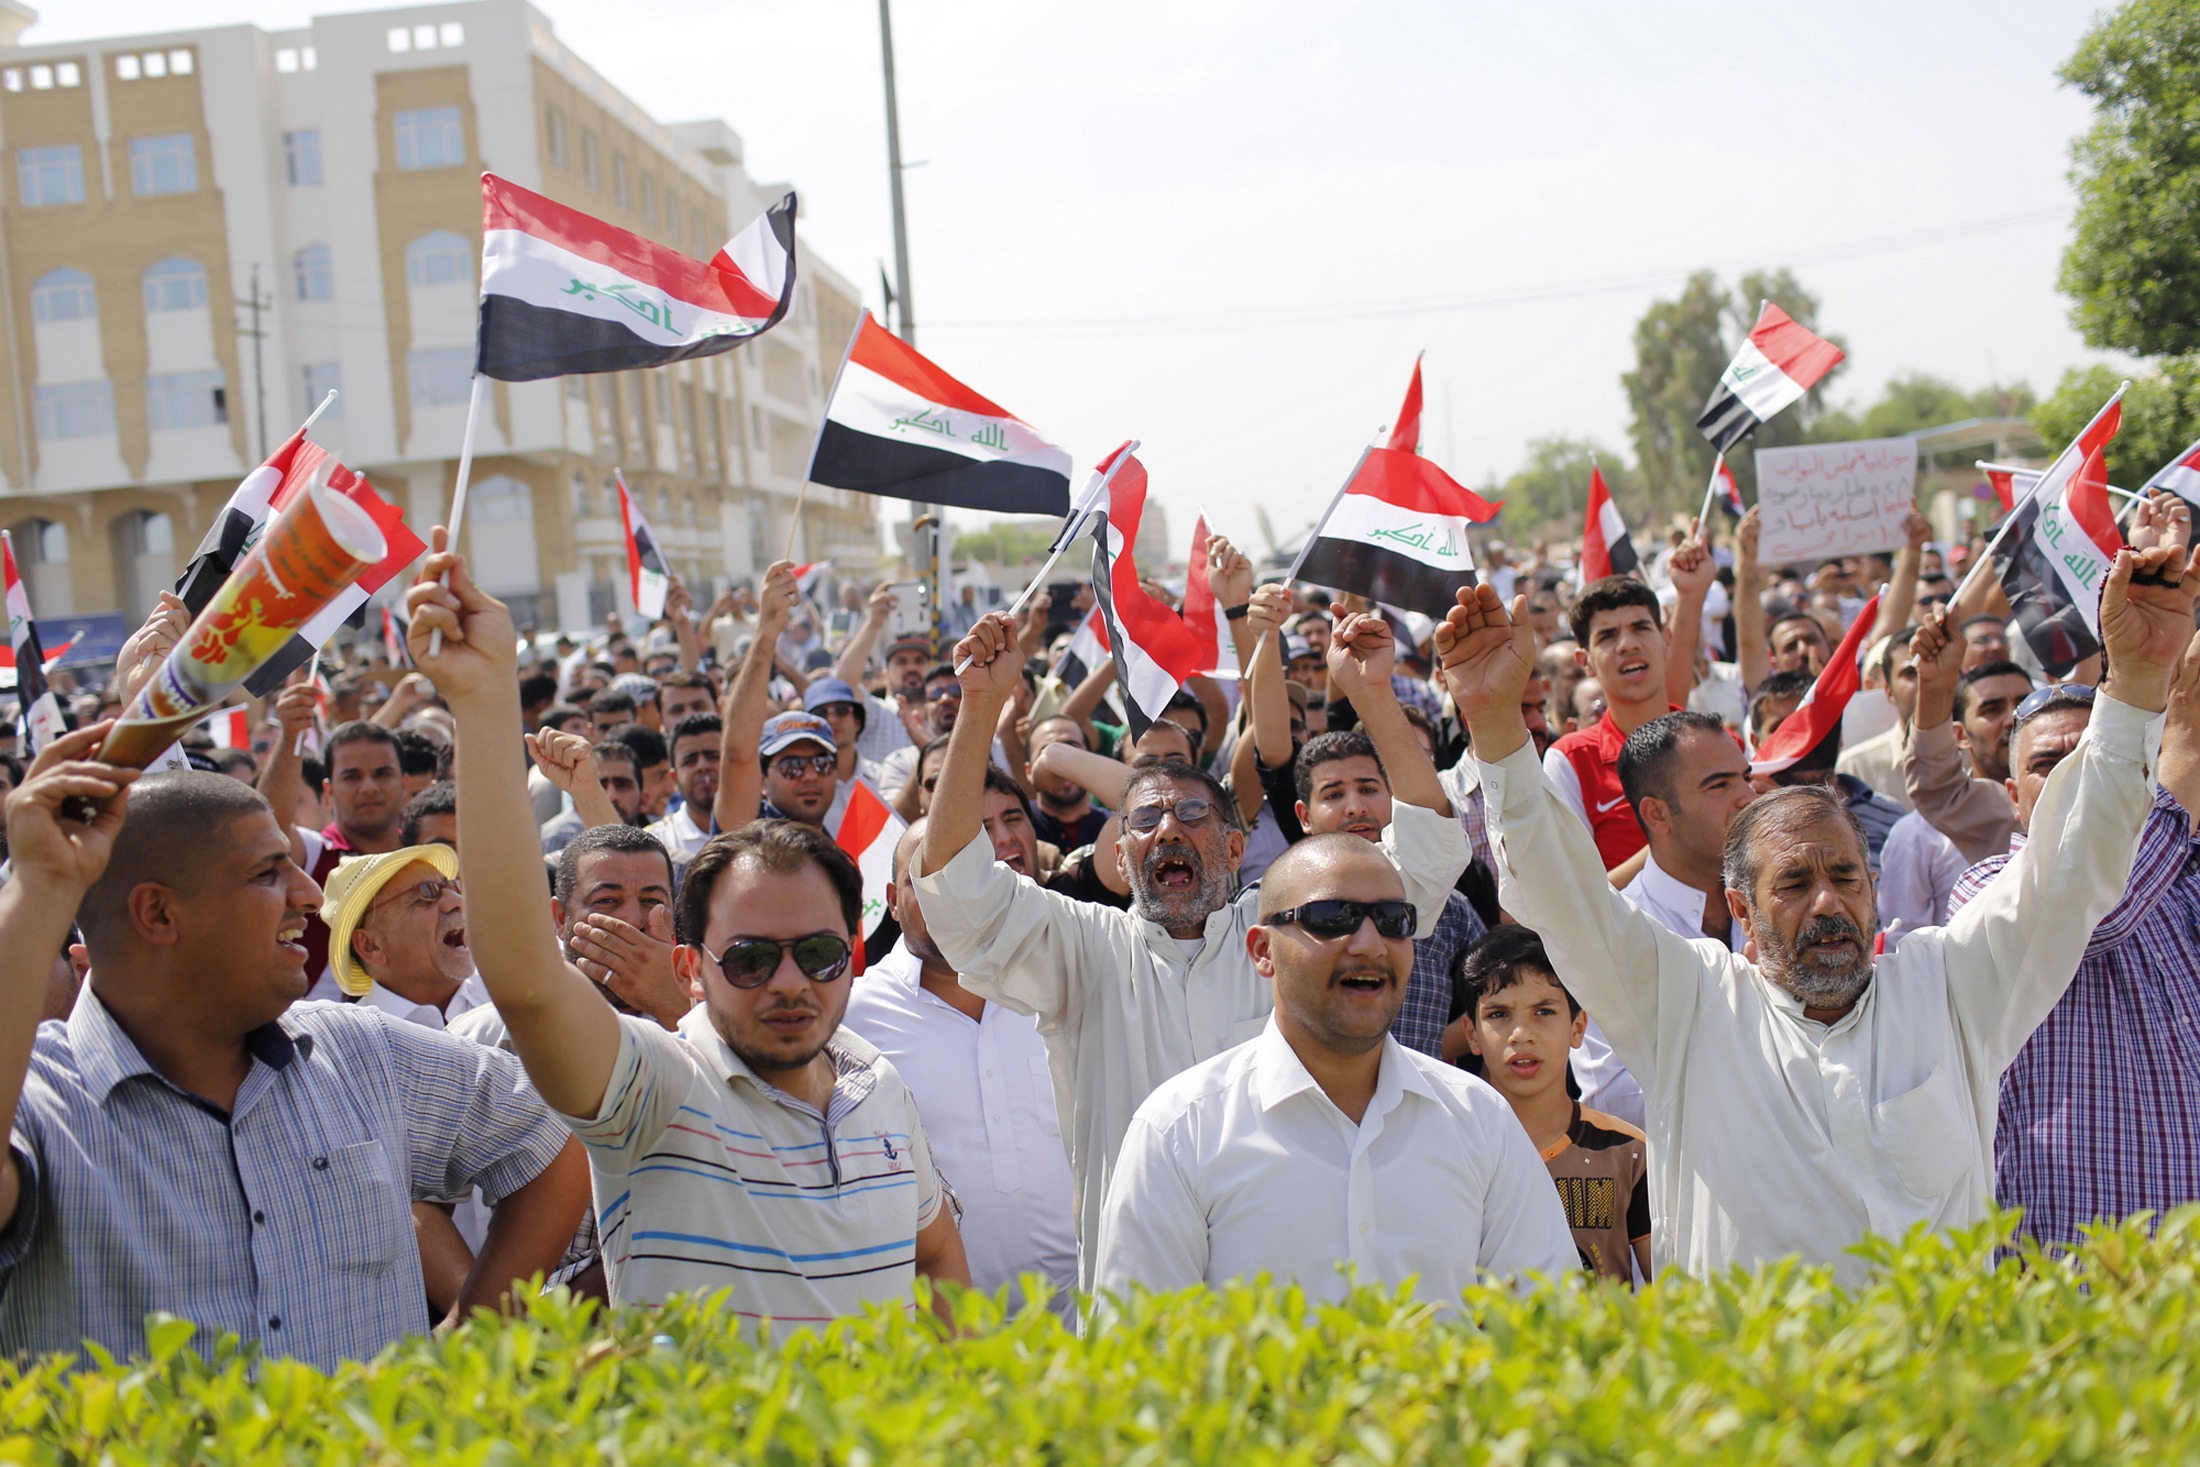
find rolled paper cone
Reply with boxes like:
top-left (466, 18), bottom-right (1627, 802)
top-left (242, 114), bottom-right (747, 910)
top-left (96, 475), bottom-right (387, 769)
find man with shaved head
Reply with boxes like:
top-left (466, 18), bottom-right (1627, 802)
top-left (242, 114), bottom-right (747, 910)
top-left (0, 730), bottom-right (588, 1368)
top-left (842, 820), bottom-right (1075, 1306)
top-left (1094, 834), bottom-right (1575, 1301)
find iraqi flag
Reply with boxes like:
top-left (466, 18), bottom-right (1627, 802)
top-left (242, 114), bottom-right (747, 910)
top-left (1293, 447), bottom-right (1501, 619)
top-left (476, 174), bottom-right (796, 381)
top-left (1697, 302), bottom-right (1846, 452)
top-left (2143, 437), bottom-right (2200, 507)
top-left (201, 706), bottom-right (254, 750)
top-left (175, 425), bottom-right (321, 616)
top-left (1710, 457), bottom-right (1745, 519)
top-left (1180, 515), bottom-right (1238, 678)
top-left (614, 470), bottom-right (671, 618)
top-left (1581, 464), bottom-right (1639, 583)
top-left (1982, 463), bottom-right (2041, 514)
top-left (807, 311), bottom-right (1073, 516)
top-left (1, 533), bottom-right (63, 752)
top-left (1991, 392), bottom-right (2125, 677)
top-left (1084, 445), bottom-right (1211, 734)
top-left (0, 624), bottom-right (76, 689)
top-left (1750, 592), bottom-right (1881, 775)
top-left (833, 778), bottom-right (905, 978)
top-left (1050, 604), bottom-right (1109, 686)
top-left (241, 462), bottom-right (426, 697)
top-left (1385, 354), bottom-right (1424, 453)
top-left (381, 605), bottom-right (410, 668)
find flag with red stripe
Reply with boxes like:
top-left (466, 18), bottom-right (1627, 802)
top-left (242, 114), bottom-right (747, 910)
top-left (1580, 465), bottom-right (1639, 583)
top-left (1180, 515), bottom-right (1238, 677)
top-left (833, 777), bottom-right (906, 977)
top-left (1750, 593), bottom-right (1880, 775)
top-left (176, 425), bottom-right (322, 616)
top-left (1293, 447), bottom-right (1500, 618)
top-left (476, 174), bottom-right (796, 380)
top-left (242, 460), bottom-right (427, 696)
top-left (1050, 605), bottom-right (1109, 686)
top-left (2143, 436), bottom-right (2200, 507)
top-left (614, 470), bottom-right (671, 619)
top-left (1385, 354), bottom-right (1424, 453)
top-left (201, 706), bottom-right (254, 750)
top-left (1697, 301), bottom-right (1845, 451)
top-left (1084, 445), bottom-right (1210, 734)
top-left (808, 311), bottom-right (1073, 516)
top-left (1990, 393), bottom-right (2125, 676)
top-left (1712, 457), bottom-right (1745, 520)
top-left (2, 532), bottom-right (63, 752)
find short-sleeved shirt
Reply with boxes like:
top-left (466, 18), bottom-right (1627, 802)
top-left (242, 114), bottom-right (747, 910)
top-left (559, 1005), bottom-right (943, 1328)
top-left (0, 993), bottom-right (568, 1370)
top-left (1542, 1103), bottom-right (1651, 1283)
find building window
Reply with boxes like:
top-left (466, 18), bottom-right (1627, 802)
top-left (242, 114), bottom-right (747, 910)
top-left (611, 154), bottom-right (629, 209)
top-left (129, 133), bottom-right (198, 196)
top-left (570, 472), bottom-right (591, 519)
top-left (639, 173), bottom-right (656, 226)
top-left (275, 47), bottom-right (318, 73)
top-left (147, 370), bottom-right (227, 430)
top-left (30, 268), bottom-right (95, 323)
top-left (16, 144), bottom-right (85, 207)
top-left (474, 477), bottom-right (532, 523)
top-left (405, 231), bottom-right (471, 289)
top-left (303, 361), bottom-right (344, 416)
top-left (142, 257), bottom-right (208, 313)
top-left (284, 129), bottom-right (322, 186)
top-left (408, 347), bottom-right (473, 405)
top-left (393, 106), bottom-right (464, 170)
top-left (293, 244), bottom-right (333, 302)
top-left (544, 105), bottom-right (567, 168)
top-left (580, 131), bottom-right (600, 189)
top-left (34, 381), bottom-right (114, 440)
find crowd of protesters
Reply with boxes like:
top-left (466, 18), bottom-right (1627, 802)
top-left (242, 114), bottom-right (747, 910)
top-left (0, 487), bottom-right (2195, 1369)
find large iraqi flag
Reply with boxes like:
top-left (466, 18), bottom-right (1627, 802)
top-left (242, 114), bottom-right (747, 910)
top-left (807, 311), bottom-right (1073, 516)
top-left (1991, 391), bottom-right (2126, 676)
top-left (1697, 301), bottom-right (1845, 452)
top-left (1750, 592), bottom-right (1880, 775)
top-left (1293, 447), bottom-right (1500, 618)
top-left (475, 174), bottom-right (797, 381)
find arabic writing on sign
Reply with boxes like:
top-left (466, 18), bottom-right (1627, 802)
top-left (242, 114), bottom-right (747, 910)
top-left (1366, 522), bottom-right (1461, 558)
top-left (561, 277), bottom-right (680, 334)
top-left (1753, 437), bottom-right (1919, 563)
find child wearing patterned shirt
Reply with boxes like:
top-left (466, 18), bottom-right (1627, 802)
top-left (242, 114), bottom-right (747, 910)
top-left (1456, 926), bottom-right (1652, 1284)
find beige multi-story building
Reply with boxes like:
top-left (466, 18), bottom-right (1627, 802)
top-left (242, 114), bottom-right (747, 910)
top-left (0, 0), bottom-right (881, 641)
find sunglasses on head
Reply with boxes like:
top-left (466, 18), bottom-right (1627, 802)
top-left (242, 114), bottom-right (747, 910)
top-left (1266, 898), bottom-right (1415, 940)
top-left (705, 933), bottom-right (852, 989)
top-left (1124, 797), bottom-right (1217, 833)
top-left (2012, 682), bottom-right (2096, 724)
top-left (770, 752), bottom-right (838, 778)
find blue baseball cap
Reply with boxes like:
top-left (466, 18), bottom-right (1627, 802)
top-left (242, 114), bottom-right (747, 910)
top-left (802, 678), bottom-right (867, 725)
top-left (760, 710), bottom-right (837, 758)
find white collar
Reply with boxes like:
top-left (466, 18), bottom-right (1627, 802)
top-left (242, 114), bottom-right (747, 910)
top-left (1249, 1016), bottom-right (1435, 1119)
top-left (360, 973), bottom-right (488, 1030)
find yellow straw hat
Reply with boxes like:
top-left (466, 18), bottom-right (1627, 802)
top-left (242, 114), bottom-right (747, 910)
top-left (318, 844), bottom-right (461, 997)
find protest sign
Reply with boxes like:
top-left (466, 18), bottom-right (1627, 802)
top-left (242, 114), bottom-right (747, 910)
top-left (1752, 437), bottom-right (1918, 563)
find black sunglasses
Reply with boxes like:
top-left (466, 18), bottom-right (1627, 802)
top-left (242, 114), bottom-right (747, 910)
top-left (2013, 682), bottom-right (2095, 724)
top-left (1266, 898), bottom-right (1414, 941)
top-left (770, 752), bottom-right (838, 778)
top-left (705, 933), bottom-right (852, 989)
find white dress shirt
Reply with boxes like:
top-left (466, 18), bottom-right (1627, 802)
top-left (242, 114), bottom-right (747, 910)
top-left (358, 974), bottom-right (491, 1031)
top-left (1479, 693), bottom-right (2157, 1282)
top-left (1093, 1019), bottom-right (1577, 1301)
top-left (910, 799), bottom-right (1468, 1286)
top-left (644, 804), bottom-right (713, 866)
top-left (841, 942), bottom-right (1078, 1304)
top-left (1876, 810), bottom-right (1971, 949)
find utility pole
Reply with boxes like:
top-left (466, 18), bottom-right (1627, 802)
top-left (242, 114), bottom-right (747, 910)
top-left (878, 0), bottom-right (943, 639)
top-left (238, 264), bottom-right (273, 459)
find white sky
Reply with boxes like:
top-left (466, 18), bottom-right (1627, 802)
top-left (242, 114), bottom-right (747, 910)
top-left (27, 0), bottom-right (2115, 557)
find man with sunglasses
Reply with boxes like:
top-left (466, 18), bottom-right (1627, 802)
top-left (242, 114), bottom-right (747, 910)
top-left (1436, 497), bottom-right (2200, 1282)
top-left (917, 609), bottom-right (1468, 1285)
top-left (407, 544), bottom-right (972, 1325)
top-left (1094, 834), bottom-right (1575, 1301)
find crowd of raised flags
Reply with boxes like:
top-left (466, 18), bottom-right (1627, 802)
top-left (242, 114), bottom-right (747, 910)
top-left (0, 169), bottom-right (2197, 1374)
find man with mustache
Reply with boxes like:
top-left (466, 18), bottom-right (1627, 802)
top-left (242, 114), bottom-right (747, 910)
top-left (1093, 834), bottom-right (1574, 1302)
top-left (1435, 496), bottom-right (2200, 1281)
top-left (915, 609), bottom-right (1467, 1284)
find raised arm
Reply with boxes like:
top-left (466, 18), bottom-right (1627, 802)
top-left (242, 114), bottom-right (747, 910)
top-left (257, 677), bottom-right (319, 865)
top-left (1902, 604), bottom-right (2015, 864)
top-left (1879, 509), bottom-right (1930, 645)
top-left (1032, 739), bottom-right (1131, 810)
top-left (1061, 657), bottom-right (1118, 734)
top-left (406, 532), bottom-right (624, 1118)
top-left (0, 725), bottom-right (138, 1232)
top-left (664, 579), bottom-right (704, 671)
top-left (1664, 532), bottom-right (1713, 708)
top-left (831, 580), bottom-right (894, 688)
top-left (1328, 607), bottom-right (1451, 817)
top-left (924, 613), bottom-right (1024, 876)
top-left (712, 560), bottom-right (798, 835)
top-left (524, 726), bottom-right (622, 832)
top-left (1242, 582), bottom-right (1295, 772)
top-left (1734, 506), bottom-right (1770, 693)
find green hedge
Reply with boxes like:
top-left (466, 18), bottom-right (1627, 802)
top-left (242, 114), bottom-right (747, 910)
top-left (4, 1209), bottom-right (2197, 1464)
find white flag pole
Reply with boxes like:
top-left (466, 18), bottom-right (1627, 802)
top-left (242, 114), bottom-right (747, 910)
top-left (1693, 450), bottom-right (1727, 536)
top-left (1951, 381), bottom-right (2129, 609)
top-left (1245, 443), bottom-right (1379, 673)
top-left (300, 389), bottom-right (339, 437)
top-left (951, 444), bottom-right (1137, 676)
top-left (426, 373), bottom-right (489, 656)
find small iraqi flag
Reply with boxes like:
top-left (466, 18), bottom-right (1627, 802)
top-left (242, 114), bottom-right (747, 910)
top-left (1991, 391), bottom-right (2125, 676)
top-left (476, 174), bottom-right (797, 381)
top-left (1983, 464), bottom-right (2039, 514)
top-left (1083, 445), bottom-right (1212, 734)
top-left (241, 461), bottom-right (426, 697)
top-left (1293, 447), bottom-right (1501, 619)
top-left (807, 311), bottom-right (1073, 516)
top-left (1750, 592), bottom-right (1880, 775)
top-left (201, 706), bottom-right (254, 750)
top-left (614, 470), bottom-right (672, 619)
top-left (1, 532), bottom-right (63, 753)
top-left (176, 425), bottom-right (320, 616)
top-left (1050, 604), bottom-right (1110, 686)
top-left (833, 778), bottom-right (906, 977)
top-left (2142, 436), bottom-right (2200, 506)
top-left (1711, 458), bottom-right (1745, 519)
top-left (1580, 464), bottom-right (1639, 583)
top-left (1697, 302), bottom-right (1845, 452)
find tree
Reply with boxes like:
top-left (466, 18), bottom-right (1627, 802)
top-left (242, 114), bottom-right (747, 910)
top-left (951, 520), bottom-right (1057, 566)
top-left (1810, 374), bottom-right (2038, 442)
top-left (2031, 357), bottom-right (2200, 487)
top-left (2057, 0), bottom-right (2200, 357)
top-left (1622, 269), bottom-right (1845, 513)
top-left (1491, 436), bottom-right (1637, 539)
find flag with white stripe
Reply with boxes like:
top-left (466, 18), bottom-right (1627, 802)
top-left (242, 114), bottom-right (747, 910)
top-left (614, 470), bottom-right (671, 619)
top-left (832, 777), bottom-right (905, 977)
top-left (176, 425), bottom-right (320, 616)
top-left (1084, 445), bottom-right (1210, 734)
top-left (475, 174), bottom-right (796, 381)
top-left (1697, 301), bottom-right (1846, 452)
top-left (2143, 436), bottom-right (2200, 506)
top-left (2, 532), bottom-right (63, 753)
top-left (241, 463), bottom-right (426, 697)
top-left (1750, 593), bottom-right (1880, 775)
top-left (1711, 457), bottom-right (1745, 519)
top-left (1581, 465), bottom-right (1639, 582)
top-left (1293, 447), bottom-right (1500, 618)
top-left (1991, 394), bottom-right (2125, 676)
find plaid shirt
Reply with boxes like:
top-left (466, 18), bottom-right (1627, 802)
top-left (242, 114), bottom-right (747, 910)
top-left (1949, 786), bottom-right (2200, 1246)
top-left (1398, 890), bottom-right (1486, 1057)
top-left (0, 994), bottom-right (569, 1369)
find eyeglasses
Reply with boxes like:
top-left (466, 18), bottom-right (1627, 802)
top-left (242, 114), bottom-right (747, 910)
top-left (769, 752), bottom-right (838, 778)
top-left (704, 933), bottom-right (853, 988)
top-left (927, 685), bottom-right (962, 702)
top-left (2012, 682), bottom-right (2096, 724)
top-left (1266, 899), bottom-right (1415, 940)
top-left (370, 876), bottom-right (460, 912)
top-left (817, 702), bottom-right (859, 721)
top-left (1124, 797), bottom-right (1217, 833)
